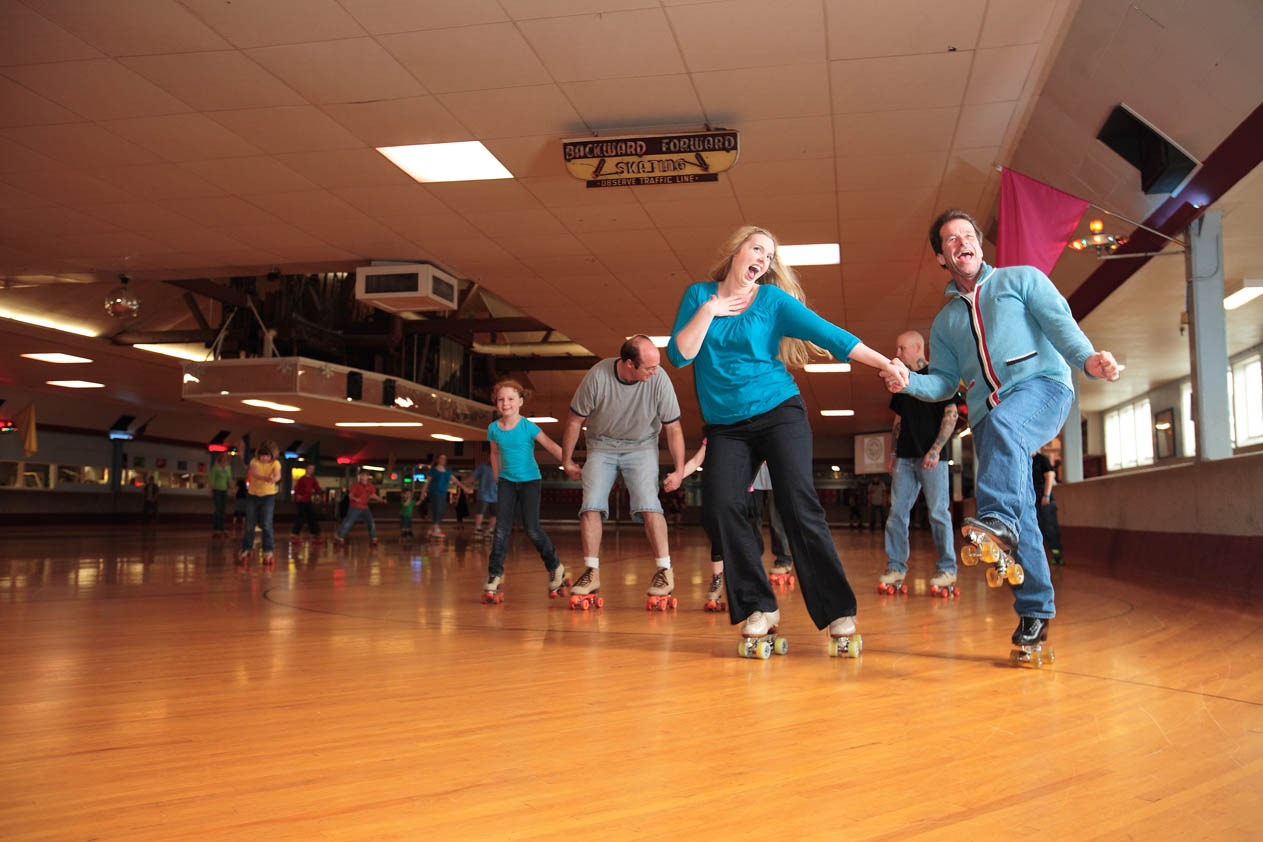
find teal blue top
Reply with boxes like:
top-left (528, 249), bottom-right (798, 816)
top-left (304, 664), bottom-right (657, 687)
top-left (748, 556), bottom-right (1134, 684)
top-left (667, 282), bottom-right (860, 425)
top-left (487, 417), bottom-right (543, 482)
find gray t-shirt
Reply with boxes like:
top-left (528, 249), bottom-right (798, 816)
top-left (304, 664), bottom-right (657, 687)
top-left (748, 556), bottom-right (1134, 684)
top-left (570, 359), bottom-right (681, 453)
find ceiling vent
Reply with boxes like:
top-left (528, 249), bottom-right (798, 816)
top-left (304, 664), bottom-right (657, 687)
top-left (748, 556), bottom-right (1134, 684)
top-left (354, 263), bottom-right (459, 313)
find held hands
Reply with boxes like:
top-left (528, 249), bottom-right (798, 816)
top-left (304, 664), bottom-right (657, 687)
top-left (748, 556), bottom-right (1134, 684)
top-left (1086, 350), bottom-right (1121, 382)
top-left (880, 357), bottom-right (910, 393)
top-left (562, 460), bottom-right (582, 481)
top-left (663, 471), bottom-right (684, 493)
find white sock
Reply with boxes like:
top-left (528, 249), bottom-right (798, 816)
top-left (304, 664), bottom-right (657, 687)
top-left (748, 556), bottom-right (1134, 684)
top-left (656, 556), bottom-right (671, 568)
top-left (584, 557), bottom-right (599, 569)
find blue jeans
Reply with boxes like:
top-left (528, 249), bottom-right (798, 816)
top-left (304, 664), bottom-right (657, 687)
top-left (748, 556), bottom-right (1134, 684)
top-left (212, 489), bottom-right (227, 532)
top-left (400, 513), bottom-right (413, 533)
top-left (338, 506), bottom-right (376, 539)
top-left (973, 376), bottom-right (1072, 618)
top-left (430, 495), bottom-right (448, 528)
top-left (580, 448), bottom-right (663, 518)
top-left (884, 458), bottom-right (954, 573)
top-left (488, 479), bottom-right (559, 578)
top-left (241, 493), bottom-right (276, 552)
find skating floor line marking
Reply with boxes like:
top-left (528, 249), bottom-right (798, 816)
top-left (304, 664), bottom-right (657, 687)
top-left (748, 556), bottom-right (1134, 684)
top-left (261, 585), bottom-right (1263, 709)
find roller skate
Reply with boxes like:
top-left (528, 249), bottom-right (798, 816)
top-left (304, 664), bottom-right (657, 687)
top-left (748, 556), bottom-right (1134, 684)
top-left (261, 551), bottom-right (275, 567)
top-left (645, 566), bottom-right (677, 611)
top-left (929, 569), bottom-right (960, 598)
top-left (311, 536), bottom-right (325, 546)
top-left (290, 534), bottom-right (305, 546)
top-left (481, 574), bottom-right (504, 605)
top-left (738, 609), bottom-right (787, 659)
top-left (427, 528), bottom-right (445, 541)
top-left (960, 517), bottom-right (1025, 588)
top-left (236, 549), bottom-right (251, 565)
top-left (333, 535), bottom-right (347, 549)
top-left (1010, 616), bottom-right (1054, 667)
top-left (877, 567), bottom-right (907, 595)
top-left (768, 561), bottom-right (795, 587)
top-left (547, 563), bottom-right (569, 599)
top-left (703, 572), bottom-right (726, 612)
top-left (569, 566), bottom-right (603, 610)
top-left (369, 537), bottom-right (379, 548)
top-left (826, 616), bottom-right (862, 658)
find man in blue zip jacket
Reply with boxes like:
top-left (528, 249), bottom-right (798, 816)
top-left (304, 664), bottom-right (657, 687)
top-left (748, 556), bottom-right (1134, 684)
top-left (884, 209), bottom-right (1120, 654)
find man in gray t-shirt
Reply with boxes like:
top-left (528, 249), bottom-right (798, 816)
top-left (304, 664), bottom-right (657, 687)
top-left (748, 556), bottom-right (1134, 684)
top-left (561, 335), bottom-right (686, 604)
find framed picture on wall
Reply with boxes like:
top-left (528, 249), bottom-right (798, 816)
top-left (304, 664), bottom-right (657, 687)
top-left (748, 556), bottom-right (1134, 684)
top-left (1153, 408), bottom-right (1175, 459)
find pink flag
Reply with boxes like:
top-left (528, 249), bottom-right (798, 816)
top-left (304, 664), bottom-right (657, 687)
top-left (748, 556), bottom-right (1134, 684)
top-left (997, 168), bottom-right (1090, 275)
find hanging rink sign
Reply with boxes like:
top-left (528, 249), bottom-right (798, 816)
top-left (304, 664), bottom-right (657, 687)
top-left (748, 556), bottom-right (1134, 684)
top-left (562, 130), bottom-right (740, 188)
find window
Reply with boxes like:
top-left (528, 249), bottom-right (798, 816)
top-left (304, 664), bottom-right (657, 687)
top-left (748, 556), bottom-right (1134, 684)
top-left (1230, 353), bottom-right (1263, 447)
top-left (1181, 381), bottom-right (1196, 458)
top-left (1104, 397), bottom-right (1153, 470)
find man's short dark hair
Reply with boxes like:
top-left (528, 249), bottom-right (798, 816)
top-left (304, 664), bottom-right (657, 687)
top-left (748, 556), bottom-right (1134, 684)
top-left (929, 209), bottom-right (984, 255)
top-left (620, 334), bottom-right (651, 367)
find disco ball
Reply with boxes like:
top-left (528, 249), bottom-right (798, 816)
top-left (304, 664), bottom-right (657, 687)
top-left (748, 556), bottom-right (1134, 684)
top-left (105, 276), bottom-right (140, 318)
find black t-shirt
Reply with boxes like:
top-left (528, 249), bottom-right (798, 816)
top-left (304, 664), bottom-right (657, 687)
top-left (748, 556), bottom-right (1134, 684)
top-left (1032, 452), bottom-right (1055, 500)
top-left (888, 366), bottom-right (958, 458)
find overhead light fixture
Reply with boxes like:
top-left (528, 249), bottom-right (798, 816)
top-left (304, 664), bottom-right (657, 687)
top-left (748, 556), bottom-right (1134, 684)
top-left (394, 396), bottom-right (416, 408)
top-left (0, 309), bottom-right (97, 337)
top-left (1224, 278), bottom-right (1262, 310)
top-left (108, 429), bottom-right (134, 440)
top-left (22, 353), bottom-right (92, 364)
top-left (104, 274), bottom-right (140, 319)
top-left (1068, 218), bottom-right (1129, 256)
top-left (335, 422), bottom-right (424, 428)
top-left (431, 433), bottom-right (463, 442)
top-left (647, 336), bottom-right (670, 348)
top-left (527, 416), bottom-right (558, 423)
top-left (183, 372), bottom-right (200, 384)
top-left (959, 428), bottom-right (972, 438)
top-left (830, 465), bottom-right (841, 472)
top-left (819, 409), bottom-right (854, 417)
top-left (377, 141), bottom-right (513, 183)
top-left (779, 244), bottom-right (840, 266)
top-left (47, 380), bottom-right (104, 388)
top-left (134, 344), bottom-right (207, 361)
top-left (242, 399), bottom-right (300, 412)
top-left (268, 417), bottom-right (296, 424)
top-left (803, 362), bottom-right (851, 373)
top-left (362, 465), bottom-right (385, 472)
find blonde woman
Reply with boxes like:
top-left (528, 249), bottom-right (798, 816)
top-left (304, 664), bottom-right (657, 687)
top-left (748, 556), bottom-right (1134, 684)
top-left (668, 226), bottom-right (907, 657)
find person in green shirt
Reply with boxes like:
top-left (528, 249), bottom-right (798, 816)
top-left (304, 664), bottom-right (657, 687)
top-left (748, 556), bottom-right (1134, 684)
top-left (399, 488), bottom-right (417, 539)
top-left (209, 452), bottom-right (232, 537)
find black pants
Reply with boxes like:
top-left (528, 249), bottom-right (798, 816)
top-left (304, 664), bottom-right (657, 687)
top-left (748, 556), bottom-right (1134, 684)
top-left (292, 501), bottom-right (320, 536)
top-left (702, 397), bottom-right (856, 628)
top-left (747, 490), bottom-right (792, 564)
top-left (1036, 498), bottom-right (1062, 553)
top-left (488, 479), bottom-right (559, 577)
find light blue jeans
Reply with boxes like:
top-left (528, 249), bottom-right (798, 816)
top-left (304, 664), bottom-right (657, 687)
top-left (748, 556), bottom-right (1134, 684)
top-left (884, 457), bottom-right (955, 573)
top-left (580, 448), bottom-right (663, 518)
top-left (972, 376), bottom-right (1072, 619)
top-left (337, 506), bottom-right (376, 540)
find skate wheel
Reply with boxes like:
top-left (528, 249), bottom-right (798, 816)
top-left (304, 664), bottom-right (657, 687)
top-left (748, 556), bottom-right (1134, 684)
top-left (595, 597), bottom-right (604, 608)
top-left (1007, 563), bottom-right (1025, 586)
top-left (645, 598), bottom-right (654, 611)
top-left (738, 640), bottom-right (752, 658)
top-left (960, 544), bottom-right (979, 566)
top-left (986, 567), bottom-right (1002, 588)
top-left (980, 540), bottom-right (1003, 564)
top-left (668, 597), bottom-right (677, 609)
top-left (756, 640), bottom-right (773, 660)
top-left (774, 637), bottom-right (789, 656)
top-left (787, 575), bottom-right (796, 585)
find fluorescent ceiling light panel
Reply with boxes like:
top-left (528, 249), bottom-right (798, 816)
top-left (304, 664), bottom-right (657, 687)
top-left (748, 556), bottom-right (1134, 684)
top-left (242, 399), bottom-right (300, 412)
top-left (377, 141), bottom-right (513, 183)
top-left (47, 380), bottom-right (104, 388)
top-left (1224, 279), bottom-right (1263, 310)
top-left (431, 433), bottom-right (463, 442)
top-left (362, 465), bottom-right (385, 472)
top-left (335, 422), bottom-right (424, 428)
top-left (1, 309), bottom-right (97, 337)
top-left (22, 353), bottom-right (92, 363)
top-left (134, 343), bottom-right (208, 361)
top-left (779, 244), bottom-right (840, 266)
top-left (268, 417), bottom-right (296, 424)
top-left (647, 336), bottom-right (670, 348)
top-left (803, 362), bottom-right (851, 373)
top-left (819, 409), bottom-right (854, 417)
top-left (527, 416), bottom-right (558, 423)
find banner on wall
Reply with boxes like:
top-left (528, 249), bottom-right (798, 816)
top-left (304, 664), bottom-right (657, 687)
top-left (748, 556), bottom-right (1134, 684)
top-left (562, 130), bottom-right (739, 188)
top-left (853, 433), bottom-right (892, 475)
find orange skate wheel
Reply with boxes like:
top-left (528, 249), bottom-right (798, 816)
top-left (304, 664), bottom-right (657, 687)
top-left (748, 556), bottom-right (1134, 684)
top-left (960, 545), bottom-right (979, 566)
top-left (595, 597), bottom-right (604, 608)
top-left (668, 597), bottom-right (677, 609)
top-left (985, 567), bottom-right (1003, 588)
top-left (1007, 563), bottom-right (1025, 586)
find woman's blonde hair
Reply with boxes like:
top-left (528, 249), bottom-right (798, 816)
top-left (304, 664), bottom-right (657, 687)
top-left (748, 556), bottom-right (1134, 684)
top-left (707, 225), bottom-right (824, 368)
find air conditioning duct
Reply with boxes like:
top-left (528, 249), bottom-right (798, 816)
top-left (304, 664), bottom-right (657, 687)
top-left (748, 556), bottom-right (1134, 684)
top-left (355, 263), bottom-right (459, 313)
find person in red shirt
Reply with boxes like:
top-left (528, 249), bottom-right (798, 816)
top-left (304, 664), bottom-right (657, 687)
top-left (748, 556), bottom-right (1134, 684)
top-left (290, 468), bottom-right (322, 542)
top-left (335, 470), bottom-right (385, 546)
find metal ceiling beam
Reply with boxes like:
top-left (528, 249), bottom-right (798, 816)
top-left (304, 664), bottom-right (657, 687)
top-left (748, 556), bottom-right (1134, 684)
top-left (493, 356), bottom-right (600, 372)
top-left (346, 317), bottom-right (549, 338)
top-left (164, 278), bottom-right (253, 309)
top-left (112, 329), bottom-right (217, 345)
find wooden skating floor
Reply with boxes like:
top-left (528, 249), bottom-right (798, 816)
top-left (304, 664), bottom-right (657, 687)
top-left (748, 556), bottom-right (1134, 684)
top-left (2, 522), bottom-right (1259, 841)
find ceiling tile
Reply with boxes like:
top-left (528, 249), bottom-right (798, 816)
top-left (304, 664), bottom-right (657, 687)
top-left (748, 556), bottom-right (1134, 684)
top-left (213, 221), bottom-right (329, 252)
top-left (941, 147), bottom-right (998, 189)
top-left (332, 185), bottom-right (447, 217)
top-left (121, 52), bottom-right (306, 111)
top-left (422, 180), bottom-right (544, 213)
top-left (561, 75), bottom-right (704, 131)
top-left (503, 1), bottom-right (659, 20)
top-left (836, 188), bottom-right (938, 222)
top-left (177, 0), bottom-right (367, 48)
top-left (246, 190), bottom-right (367, 223)
top-left (383, 212), bottom-right (485, 244)
top-left (0, 2), bottom-right (103, 66)
top-left (0, 75), bottom-right (87, 127)
top-left (576, 227), bottom-right (673, 256)
top-left (693, 64), bottom-right (830, 122)
top-left (0, 204), bottom-right (120, 236)
top-left (180, 156), bottom-right (318, 195)
top-left (830, 52), bottom-right (971, 114)
top-left (978, 0), bottom-right (1059, 48)
top-left (246, 38), bottom-right (427, 105)
top-left (437, 85), bottom-right (583, 138)
top-left (87, 202), bottom-right (194, 232)
top-left (0, 168), bottom-right (129, 205)
top-left (519, 8), bottom-right (685, 82)
top-left (668, 0), bottom-right (826, 72)
top-left (207, 106), bottom-right (365, 154)
top-left (639, 194), bottom-right (744, 229)
top-left (493, 232), bottom-right (590, 258)
top-left (836, 150), bottom-right (950, 191)
top-left (826, 0), bottom-right (985, 58)
top-left (0, 135), bottom-right (63, 172)
top-left (737, 192), bottom-right (838, 227)
top-left (22, 0), bottom-right (231, 55)
top-left (736, 116), bottom-right (833, 163)
top-left (484, 136), bottom-right (569, 180)
top-left (3, 59), bottom-right (191, 121)
top-left (101, 113), bottom-right (262, 162)
top-left (954, 101), bottom-right (1017, 149)
top-left (519, 175), bottom-right (640, 207)
top-left (156, 197), bottom-right (282, 229)
top-left (340, 0), bottom-right (509, 32)
top-left (834, 108), bottom-right (958, 158)
top-left (550, 203), bottom-right (655, 233)
top-left (379, 23), bottom-right (551, 94)
top-left (965, 44), bottom-right (1039, 105)
top-left (465, 208), bottom-right (568, 238)
top-left (728, 159), bottom-right (836, 195)
top-left (273, 149), bottom-right (416, 189)
top-left (3, 123), bottom-right (160, 168)
top-left (0, 181), bottom-right (56, 209)
top-left (321, 97), bottom-right (471, 148)
top-left (89, 163), bottom-right (227, 200)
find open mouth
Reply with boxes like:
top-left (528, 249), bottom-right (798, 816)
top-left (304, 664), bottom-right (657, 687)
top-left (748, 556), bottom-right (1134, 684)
top-left (745, 263), bottom-right (762, 281)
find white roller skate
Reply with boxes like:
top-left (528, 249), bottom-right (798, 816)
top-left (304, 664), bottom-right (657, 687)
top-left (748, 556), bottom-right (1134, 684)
top-left (738, 609), bottom-right (787, 659)
top-left (827, 616), bottom-right (862, 658)
top-left (645, 566), bottom-right (677, 611)
top-left (481, 574), bottom-right (504, 605)
top-left (877, 567), bottom-right (907, 595)
top-left (929, 569), bottom-right (960, 598)
top-left (569, 566), bottom-right (603, 610)
top-left (704, 572), bottom-right (726, 612)
top-left (768, 561), bottom-right (795, 586)
top-left (547, 563), bottom-right (568, 599)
